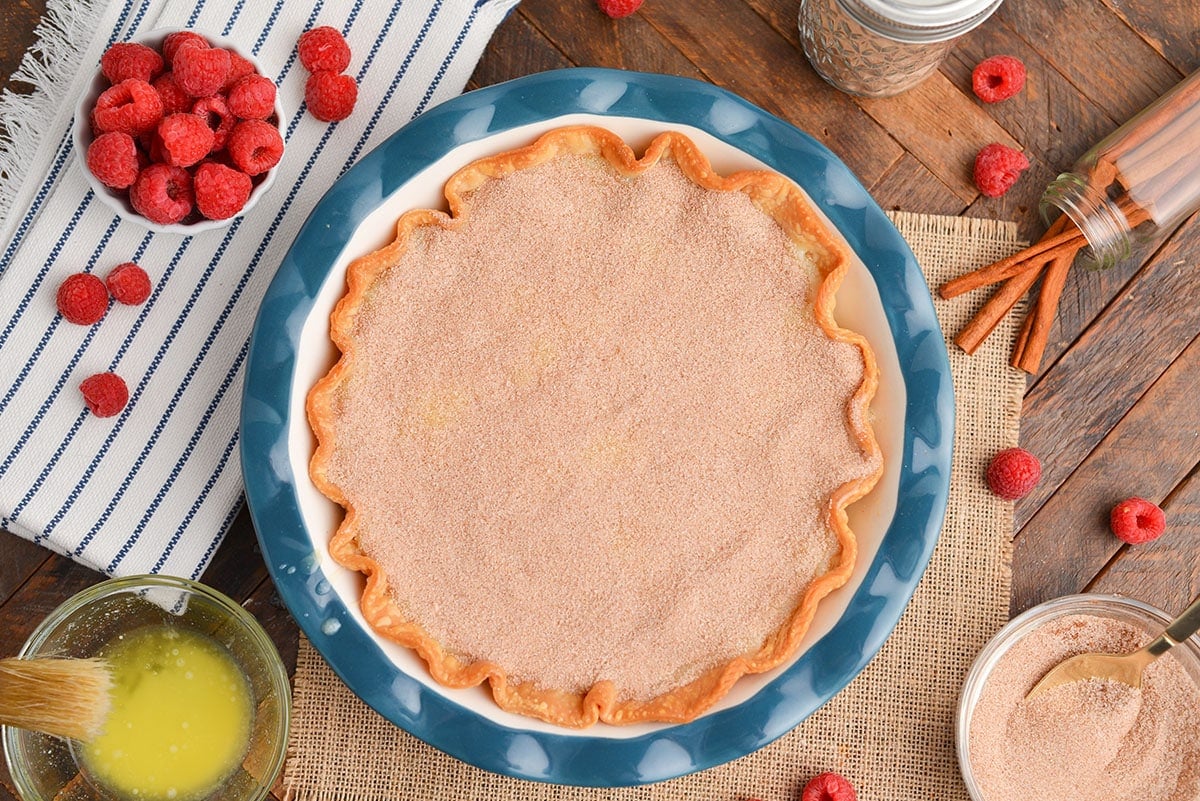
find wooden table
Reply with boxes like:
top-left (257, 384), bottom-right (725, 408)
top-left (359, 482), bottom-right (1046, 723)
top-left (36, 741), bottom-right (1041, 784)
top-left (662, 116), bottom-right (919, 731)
top-left (2, 1), bottom-right (1198, 797)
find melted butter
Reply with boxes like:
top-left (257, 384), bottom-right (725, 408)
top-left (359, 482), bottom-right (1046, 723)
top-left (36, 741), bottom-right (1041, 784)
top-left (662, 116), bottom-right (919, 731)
top-left (78, 625), bottom-right (253, 801)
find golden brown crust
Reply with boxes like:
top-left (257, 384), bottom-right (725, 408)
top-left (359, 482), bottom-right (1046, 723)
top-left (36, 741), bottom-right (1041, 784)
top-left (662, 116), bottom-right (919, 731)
top-left (307, 125), bottom-right (882, 727)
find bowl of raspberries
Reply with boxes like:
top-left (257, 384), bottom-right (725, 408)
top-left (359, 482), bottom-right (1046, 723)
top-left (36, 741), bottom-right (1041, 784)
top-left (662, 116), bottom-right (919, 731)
top-left (73, 28), bottom-right (286, 233)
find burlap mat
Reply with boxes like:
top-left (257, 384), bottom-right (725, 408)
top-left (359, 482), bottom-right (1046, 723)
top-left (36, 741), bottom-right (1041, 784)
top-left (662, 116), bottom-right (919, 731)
top-left (282, 211), bottom-right (1026, 801)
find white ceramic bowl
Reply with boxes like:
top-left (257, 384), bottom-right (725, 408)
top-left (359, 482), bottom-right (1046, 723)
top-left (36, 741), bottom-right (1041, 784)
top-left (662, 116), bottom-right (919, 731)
top-left (956, 593), bottom-right (1200, 801)
top-left (72, 28), bottom-right (285, 235)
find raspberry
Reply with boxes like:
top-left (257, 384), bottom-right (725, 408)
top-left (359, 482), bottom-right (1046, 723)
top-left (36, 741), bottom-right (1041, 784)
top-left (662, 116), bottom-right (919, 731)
top-left (985, 447), bottom-right (1041, 500)
top-left (80, 372), bottom-right (129, 418)
top-left (304, 71), bottom-right (357, 122)
top-left (298, 26), bottom-right (352, 73)
top-left (222, 50), bottom-right (258, 92)
top-left (86, 131), bottom-right (140, 189)
top-left (801, 772), bottom-right (857, 801)
top-left (596, 0), bottom-right (644, 17)
top-left (153, 72), bottom-right (193, 115)
top-left (227, 119), bottom-right (284, 175)
top-left (191, 95), bottom-right (236, 152)
top-left (162, 31), bottom-right (209, 67)
top-left (173, 44), bottom-right (231, 97)
top-left (972, 55), bottom-right (1027, 104)
top-left (155, 113), bottom-right (216, 167)
top-left (92, 78), bottom-right (164, 136)
top-left (973, 143), bottom-right (1030, 198)
top-left (100, 42), bottom-right (164, 84)
top-left (1110, 497), bottom-right (1166, 545)
top-left (194, 162), bottom-right (252, 219)
top-left (105, 262), bottom-right (152, 305)
top-left (56, 273), bottom-right (109, 325)
top-left (227, 74), bottom-right (277, 119)
top-left (129, 163), bottom-right (194, 225)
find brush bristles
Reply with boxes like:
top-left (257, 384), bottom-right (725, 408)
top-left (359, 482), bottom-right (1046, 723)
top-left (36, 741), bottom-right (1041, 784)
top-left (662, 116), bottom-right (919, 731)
top-left (0, 658), bottom-right (113, 741)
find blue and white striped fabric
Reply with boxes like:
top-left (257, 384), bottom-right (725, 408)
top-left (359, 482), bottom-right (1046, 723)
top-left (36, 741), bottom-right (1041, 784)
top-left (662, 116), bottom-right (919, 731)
top-left (0, 0), bottom-right (519, 578)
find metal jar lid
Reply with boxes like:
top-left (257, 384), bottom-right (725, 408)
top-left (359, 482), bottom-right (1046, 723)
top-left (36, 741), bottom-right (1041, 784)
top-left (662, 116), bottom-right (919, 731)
top-left (836, 0), bottom-right (1005, 43)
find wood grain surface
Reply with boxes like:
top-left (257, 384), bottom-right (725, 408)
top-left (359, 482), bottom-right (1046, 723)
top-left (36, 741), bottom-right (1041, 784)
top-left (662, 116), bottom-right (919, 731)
top-left (1, 1), bottom-right (1198, 797)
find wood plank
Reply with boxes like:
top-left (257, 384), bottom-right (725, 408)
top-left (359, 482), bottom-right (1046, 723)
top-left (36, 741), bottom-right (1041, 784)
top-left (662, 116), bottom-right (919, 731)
top-left (1099, 0), bottom-right (1200, 77)
top-left (466, 8), bottom-right (574, 91)
top-left (1013, 215), bottom-right (1200, 526)
top-left (867, 153), bottom-right (966, 217)
top-left (997, 0), bottom-right (1183, 126)
top-left (628, 0), bottom-right (905, 186)
top-left (1088, 466), bottom-right (1200, 616)
top-left (1010, 331), bottom-right (1200, 612)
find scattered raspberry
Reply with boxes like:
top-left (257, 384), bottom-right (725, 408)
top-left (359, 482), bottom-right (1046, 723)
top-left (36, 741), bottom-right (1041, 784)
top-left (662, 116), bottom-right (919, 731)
top-left (129, 163), bottom-right (194, 224)
top-left (985, 447), bottom-right (1041, 500)
top-left (92, 78), bottom-right (164, 136)
top-left (162, 31), bottom-right (208, 67)
top-left (86, 131), bottom-right (140, 189)
top-left (100, 42), bottom-right (164, 84)
top-left (298, 26), bottom-right (352, 73)
top-left (227, 74), bottom-right (277, 119)
top-left (596, 0), bottom-right (644, 17)
top-left (152, 72), bottom-right (193, 115)
top-left (105, 262), bottom-right (152, 305)
top-left (155, 113), bottom-right (216, 167)
top-left (193, 162), bottom-right (252, 219)
top-left (223, 50), bottom-right (257, 91)
top-left (191, 95), bottom-right (236, 152)
top-left (227, 118), bottom-right (284, 175)
top-left (972, 55), bottom-right (1027, 103)
top-left (56, 273), bottom-right (109, 325)
top-left (173, 44), bottom-right (231, 97)
top-left (1110, 497), bottom-right (1166, 545)
top-left (973, 143), bottom-right (1030, 198)
top-left (304, 70), bottom-right (357, 122)
top-left (80, 372), bottom-right (129, 417)
top-left (802, 772), bottom-right (857, 801)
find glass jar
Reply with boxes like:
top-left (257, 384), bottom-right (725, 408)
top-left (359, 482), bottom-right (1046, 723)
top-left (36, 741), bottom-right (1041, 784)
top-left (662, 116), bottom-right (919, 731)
top-left (1042, 68), bottom-right (1200, 269)
top-left (798, 0), bottom-right (1004, 97)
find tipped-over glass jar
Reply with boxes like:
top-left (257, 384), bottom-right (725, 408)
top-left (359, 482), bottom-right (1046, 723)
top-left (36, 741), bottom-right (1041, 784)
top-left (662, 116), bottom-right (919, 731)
top-left (1043, 68), bottom-right (1200, 269)
top-left (798, 0), bottom-right (1004, 97)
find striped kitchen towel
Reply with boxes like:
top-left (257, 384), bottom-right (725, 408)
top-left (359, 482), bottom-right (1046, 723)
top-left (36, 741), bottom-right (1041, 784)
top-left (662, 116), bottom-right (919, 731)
top-left (0, 0), bottom-right (519, 577)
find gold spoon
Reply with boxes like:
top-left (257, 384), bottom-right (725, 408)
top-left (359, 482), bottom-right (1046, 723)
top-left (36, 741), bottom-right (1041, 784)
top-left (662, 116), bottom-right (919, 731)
top-left (1027, 592), bottom-right (1200, 699)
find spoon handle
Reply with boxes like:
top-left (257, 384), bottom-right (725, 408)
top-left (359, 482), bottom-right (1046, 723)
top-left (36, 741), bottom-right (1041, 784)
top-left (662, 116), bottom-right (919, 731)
top-left (1164, 591), bottom-right (1200, 645)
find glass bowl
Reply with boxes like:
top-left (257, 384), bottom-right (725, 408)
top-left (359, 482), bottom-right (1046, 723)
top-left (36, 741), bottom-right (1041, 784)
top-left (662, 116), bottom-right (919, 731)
top-left (2, 575), bottom-right (290, 801)
top-left (956, 593), bottom-right (1200, 801)
top-left (71, 28), bottom-right (285, 235)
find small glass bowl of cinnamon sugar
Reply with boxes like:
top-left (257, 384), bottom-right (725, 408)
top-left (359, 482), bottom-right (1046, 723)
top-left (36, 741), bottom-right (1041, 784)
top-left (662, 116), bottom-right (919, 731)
top-left (957, 594), bottom-right (1200, 801)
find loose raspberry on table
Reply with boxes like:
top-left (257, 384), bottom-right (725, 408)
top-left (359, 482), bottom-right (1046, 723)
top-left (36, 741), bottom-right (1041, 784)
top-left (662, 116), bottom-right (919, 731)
top-left (155, 113), bottom-right (216, 167)
top-left (153, 72), bottom-right (193, 115)
top-left (223, 50), bottom-right (257, 91)
top-left (985, 447), bottom-right (1041, 500)
top-left (974, 143), bottom-right (1030, 198)
top-left (801, 772), bottom-right (857, 801)
top-left (130, 163), bottom-right (194, 224)
top-left (173, 43), bottom-right (231, 97)
top-left (92, 78), bottom-right (164, 136)
top-left (297, 26), bottom-right (351, 73)
top-left (972, 55), bottom-right (1027, 103)
top-left (80, 372), bottom-right (129, 418)
top-left (105, 262), bottom-right (152, 305)
top-left (162, 31), bottom-right (208, 66)
top-left (227, 74), bottom-right (277, 119)
top-left (56, 273), bottom-right (109, 325)
top-left (597, 0), bottom-right (644, 17)
top-left (1110, 497), bottom-right (1166, 544)
top-left (304, 70), bottom-right (357, 122)
top-left (227, 118), bottom-right (284, 175)
top-left (191, 95), bottom-right (236, 152)
top-left (100, 42), bottom-right (164, 84)
top-left (194, 162), bottom-right (252, 219)
top-left (86, 131), bottom-right (140, 189)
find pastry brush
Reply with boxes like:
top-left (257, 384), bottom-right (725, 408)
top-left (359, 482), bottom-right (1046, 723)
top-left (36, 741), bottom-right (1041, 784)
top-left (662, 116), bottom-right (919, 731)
top-left (0, 657), bottom-right (112, 740)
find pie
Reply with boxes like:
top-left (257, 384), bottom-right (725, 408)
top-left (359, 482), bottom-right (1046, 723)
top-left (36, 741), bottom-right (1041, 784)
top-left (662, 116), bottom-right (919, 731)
top-left (307, 126), bottom-right (882, 727)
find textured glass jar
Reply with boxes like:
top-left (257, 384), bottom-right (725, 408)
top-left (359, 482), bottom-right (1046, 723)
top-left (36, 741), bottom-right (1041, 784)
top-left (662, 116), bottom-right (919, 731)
top-left (798, 0), bottom-right (1004, 97)
top-left (1042, 68), bottom-right (1200, 269)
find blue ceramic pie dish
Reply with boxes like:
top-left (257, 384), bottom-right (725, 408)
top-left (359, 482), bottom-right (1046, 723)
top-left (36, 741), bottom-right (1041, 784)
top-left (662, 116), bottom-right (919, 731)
top-left (241, 68), bottom-right (954, 787)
